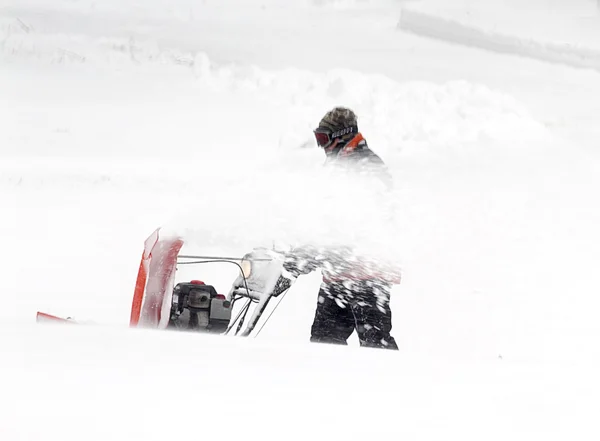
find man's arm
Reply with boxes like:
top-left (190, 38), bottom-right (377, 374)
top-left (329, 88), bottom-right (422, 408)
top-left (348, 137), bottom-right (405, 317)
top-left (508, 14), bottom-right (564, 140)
top-left (282, 245), bottom-right (321, 277)
top-left (357, 151), bottom-right (394, 192)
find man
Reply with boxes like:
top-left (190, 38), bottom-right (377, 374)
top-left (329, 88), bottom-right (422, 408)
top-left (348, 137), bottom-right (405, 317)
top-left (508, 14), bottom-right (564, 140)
top-left (280, 107), bottom-right (400, 350)
top-left (314, 107), bottom-right (393, 191)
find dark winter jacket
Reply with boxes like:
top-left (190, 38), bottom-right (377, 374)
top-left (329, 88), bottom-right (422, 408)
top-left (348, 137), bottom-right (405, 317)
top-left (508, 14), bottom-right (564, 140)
top-left (324, 133), bottom-right (393, 192)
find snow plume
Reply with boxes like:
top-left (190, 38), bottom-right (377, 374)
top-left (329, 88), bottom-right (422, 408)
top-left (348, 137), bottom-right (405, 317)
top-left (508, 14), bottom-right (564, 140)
top-left (133, 55), bottom-right (546, 265)
top-left (1, 0), bottom-right (554, 328)
top-left (164, 162), bottom-right (402, 263)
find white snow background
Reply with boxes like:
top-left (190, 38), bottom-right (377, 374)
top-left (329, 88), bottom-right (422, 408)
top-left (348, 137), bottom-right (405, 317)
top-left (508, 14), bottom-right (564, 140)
top-left (1, 0), bottom-right (600, 440)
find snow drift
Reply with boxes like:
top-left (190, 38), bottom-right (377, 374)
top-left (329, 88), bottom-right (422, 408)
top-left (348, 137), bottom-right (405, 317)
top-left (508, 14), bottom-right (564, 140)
top-left (399, 0), bottom-right (600, 71)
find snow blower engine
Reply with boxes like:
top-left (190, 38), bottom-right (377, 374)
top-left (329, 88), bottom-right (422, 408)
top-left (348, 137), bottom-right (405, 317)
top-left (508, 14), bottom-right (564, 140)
top-left (167, 280), bottom-right (231, 333)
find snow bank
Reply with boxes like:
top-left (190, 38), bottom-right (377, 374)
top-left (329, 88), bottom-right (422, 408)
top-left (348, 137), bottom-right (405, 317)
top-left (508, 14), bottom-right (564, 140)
top-left (399, 0), bottom-right (600, 71)
top-left (1, 15), bottom-right (545, 161)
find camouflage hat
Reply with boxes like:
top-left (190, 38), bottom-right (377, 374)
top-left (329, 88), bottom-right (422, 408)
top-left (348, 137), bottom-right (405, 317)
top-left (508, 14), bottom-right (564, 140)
top-left (317, 107), bottom-right (358, 133)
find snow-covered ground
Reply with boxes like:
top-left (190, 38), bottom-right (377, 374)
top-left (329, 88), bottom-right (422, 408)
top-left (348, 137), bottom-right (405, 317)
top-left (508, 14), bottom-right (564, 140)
top-left (2, 0), bottom-right (600, 439)
top-left (5, 322), bottom-right (599, 441)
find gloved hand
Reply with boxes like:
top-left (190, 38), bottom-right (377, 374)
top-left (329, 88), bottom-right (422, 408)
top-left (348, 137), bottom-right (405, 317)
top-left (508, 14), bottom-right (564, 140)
top-left (271, 272), bottom-right (296, 297)
top-left (282, 245), bottom-right (320, 277)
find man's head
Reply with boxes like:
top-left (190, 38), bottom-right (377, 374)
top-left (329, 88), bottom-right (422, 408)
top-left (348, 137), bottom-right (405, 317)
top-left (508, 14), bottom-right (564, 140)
top-left (314, 107), bottom-right (358, 155)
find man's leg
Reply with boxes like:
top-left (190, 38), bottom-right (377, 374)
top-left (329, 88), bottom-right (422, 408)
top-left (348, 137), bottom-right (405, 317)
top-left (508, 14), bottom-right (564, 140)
top-left (310, 283), bottom-right (355, 345)
top-left (351, 281), bottom-right (399, 350)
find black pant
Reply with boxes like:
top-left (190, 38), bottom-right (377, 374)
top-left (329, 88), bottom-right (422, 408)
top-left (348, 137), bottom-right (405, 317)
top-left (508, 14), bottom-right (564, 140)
top-left (310, 280), bottom-right (398, 350)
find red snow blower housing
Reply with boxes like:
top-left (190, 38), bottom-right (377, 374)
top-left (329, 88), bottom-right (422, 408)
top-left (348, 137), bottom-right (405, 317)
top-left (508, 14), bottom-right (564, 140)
top-left (37, 228), bottom-right (292, 338)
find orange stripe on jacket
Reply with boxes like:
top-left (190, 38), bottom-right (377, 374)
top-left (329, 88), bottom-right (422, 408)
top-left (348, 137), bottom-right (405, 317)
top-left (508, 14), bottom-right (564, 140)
top-left (339, 133), bottom-right (365, 156)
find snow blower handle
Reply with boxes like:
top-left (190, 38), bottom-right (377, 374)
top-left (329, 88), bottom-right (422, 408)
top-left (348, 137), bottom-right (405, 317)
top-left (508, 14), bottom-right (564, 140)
top-left (239, 291), bottom-right (273, 337)
top-left (239, 272), bottom-right (297, 336)
top-left (224, 247), bottom-right (293, 336)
